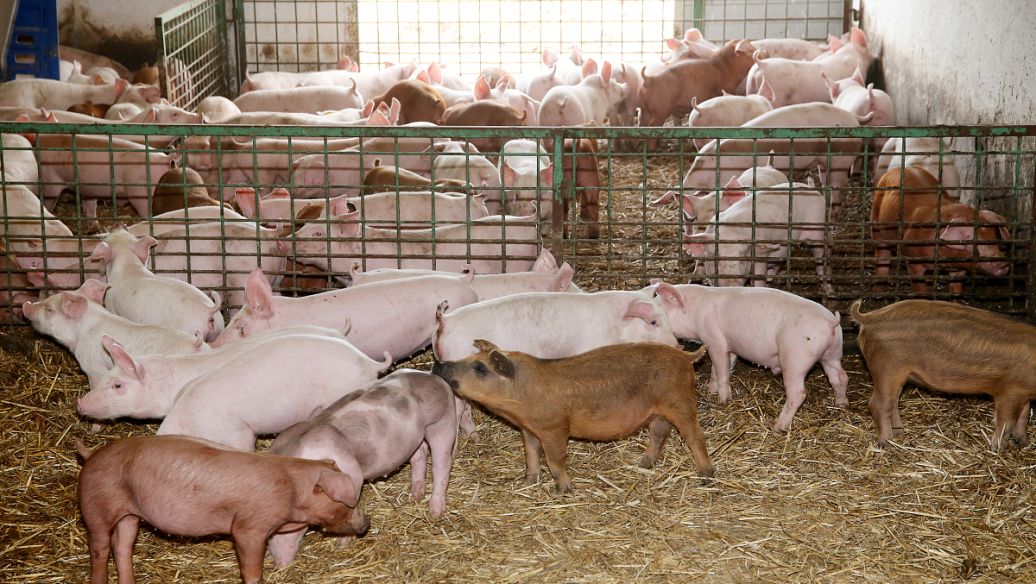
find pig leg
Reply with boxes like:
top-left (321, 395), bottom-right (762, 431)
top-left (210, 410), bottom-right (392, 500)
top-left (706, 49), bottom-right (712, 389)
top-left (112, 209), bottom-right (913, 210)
top-left (79, 198), bottom-right (103, 233)
top-left (639, 416), bottom-right (673, 468)
top-left (810, 244), bottom-right (834, 296)
top-left (111, 514), bottom-right (140, 584)
top-left (773, 364), bottom-right (811, 432)
top-left (409, 442), bottom-right (430, 501)
top-left (267, 529), bottom-right (307, 568)
top-left (1013, 401), bottom-right (1032, 447)
top-left (537, 431), bottom-right (572, 492)
top-left (869, 370), bottom-right (909, 447)
top-left (706, 343), bottom-right (733, 402)
top-left (231, 530), bottom-right (269, 584)
top-left (425, 413), bottom-right (458, 518)
top-left (661, 404), bottom-right (714, 479)
top-left (819, 348), bottom-right (849, 407)
top-left (520, 429), bottom-right (543, 485)
top-left (991, 394), bottom-right (1030, 452)
top-left (906, 262), bottom-right (930, 294)
top-left (873, 246), bottom-right (892, 292)
top-left (86, 524), bottom-right (113, 584)
top-left (457, 398), bottom-right (479, 442)
top-left (947, 270), bottom-right (966, 296)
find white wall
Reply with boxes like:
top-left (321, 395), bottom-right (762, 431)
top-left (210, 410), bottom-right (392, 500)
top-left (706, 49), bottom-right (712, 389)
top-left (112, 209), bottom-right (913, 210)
top-left (861, 0), bottom-right (1036, 125)
top-left (57, 0), bottom-right (185, 70)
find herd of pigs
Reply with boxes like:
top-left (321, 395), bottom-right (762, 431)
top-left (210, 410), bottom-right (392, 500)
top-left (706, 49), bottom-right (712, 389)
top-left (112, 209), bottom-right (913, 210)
top-left (0, 29), bottom-right (1030, 584)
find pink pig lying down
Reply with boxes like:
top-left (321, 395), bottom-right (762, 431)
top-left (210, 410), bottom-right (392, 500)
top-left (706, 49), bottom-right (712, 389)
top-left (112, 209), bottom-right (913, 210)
top-left (77, 435), bottom-right (368, 584)
top-left (266, 369), bottom-right (458, 567)
top-left (648, 282), bottom-right (848, 431)
top-left (156, 335), bottom-right (392, 451)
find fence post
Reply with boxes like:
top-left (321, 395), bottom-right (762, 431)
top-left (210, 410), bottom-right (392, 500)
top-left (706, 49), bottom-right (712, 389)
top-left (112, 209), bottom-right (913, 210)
top-left (154, 14), bottom-right (169, 105)
top-left (551, 131), bottom-right (565, 257)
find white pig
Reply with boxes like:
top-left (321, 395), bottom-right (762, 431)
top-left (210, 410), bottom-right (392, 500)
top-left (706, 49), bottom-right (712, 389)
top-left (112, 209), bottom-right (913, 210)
top-left (232, 82), bottom-right (364, 114)
top-left (497, 139), bottom-right (553, 217)
top-left (687, 92), bottom-right (774, 149)
top-left (89, 230), bottom-right (224, 341)
top-left (0, 78), bottom-right (160, 110)
top-left (875, 137), bottom-right (961, 195)
top-left (195, 95), bottom-right (241, 123)
top-left (430, 141), bottom-right (503, 199)
top-left (472, 75), bottom-right (540, 125)
top-left (21, 279), bottom-right (204, 385)
top-left (647, 282), bottom-right (848, 431)
top-left (0, 134), bottom-right (40, 190)
top-left (823, 67), bottom-right (895, 148)
top-left (431, 290), bottom-right (680, 363)
top-left (537, 60), bottom-right (624, 128)
top-left (155, 335), bottom-right (392, 451)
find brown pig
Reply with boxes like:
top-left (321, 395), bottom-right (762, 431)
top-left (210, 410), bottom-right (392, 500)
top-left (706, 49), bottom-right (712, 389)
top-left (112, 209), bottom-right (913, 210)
top-left (131, 64), bottom-right (160, 86)
top-left (638, 39), bottom-right (756, 129)
top-left (852, 299), bottom-right (1036, 451)
top-left (371, 79), bottom-right (447, 124)
top-left (561, 138), bottom-right (602, 239)
top-left (438, 101), bottom-right (528, 153)
top-left (77, 434), bottom-right (368, 584)
top-left (68, 101), bottom-right (110, 118)
top-left (151, 166), bottom-right (226, 215)
top-left (362, 160), bottom-right (470, 196)
top-left (871, 167), bottom-right (1010, 294)
top-left (433, 341), bottom-right (713, 492)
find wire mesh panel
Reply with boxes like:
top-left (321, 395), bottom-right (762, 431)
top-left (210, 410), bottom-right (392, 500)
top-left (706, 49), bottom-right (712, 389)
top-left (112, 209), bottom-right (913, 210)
top-left (239, 0), bottom-right (360, 73)
top-left (0, 123), bottom-right (1033, 328)
top-left (155, 0), bottom-right (233, 110)
top-left (676, 0), bottom-right (850, 42)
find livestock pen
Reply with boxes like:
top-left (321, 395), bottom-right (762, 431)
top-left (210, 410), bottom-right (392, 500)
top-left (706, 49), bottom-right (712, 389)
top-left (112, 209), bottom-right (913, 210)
top-left (3, 0), bottom-right (1036, 582)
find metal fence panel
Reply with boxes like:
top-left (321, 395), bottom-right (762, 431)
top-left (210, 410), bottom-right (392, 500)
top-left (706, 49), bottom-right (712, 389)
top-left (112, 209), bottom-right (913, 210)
top-left (676, 0), bottom-right (850, 42)
top-left (1, 123), bottom-right (1033, 327)
top-left (155, 0), bottom-right (233, 110)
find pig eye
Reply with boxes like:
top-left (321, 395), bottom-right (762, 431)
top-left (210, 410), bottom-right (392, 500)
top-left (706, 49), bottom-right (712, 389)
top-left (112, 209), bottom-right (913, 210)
top-left (650, 320), bottom-right (658, 326)
top-left (473, 362), bottom-right (487, 376)
top-left (113, 383), bottom-right (122, 389)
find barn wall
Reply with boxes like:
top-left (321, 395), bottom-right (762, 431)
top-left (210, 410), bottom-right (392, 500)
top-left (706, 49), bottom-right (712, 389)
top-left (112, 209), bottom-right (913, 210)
top-left (57, 0), bottom-right (189, 71)
top-left (861, 0), bottom-right (1036, 125)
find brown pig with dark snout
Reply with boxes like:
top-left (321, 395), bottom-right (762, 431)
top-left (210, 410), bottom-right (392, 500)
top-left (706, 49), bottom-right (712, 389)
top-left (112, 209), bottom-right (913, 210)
top-left (438, 101), bottom-right (528, 153)
top-left (371, 79), bottom-right (447, 124)
top-left (852, 299), bottom-right (1036, 452)
top-left (433, 341), bottom-right (713, 492)
top-left (151, 166), bottom-right (228, 215)
top-left (77, 434), bottom-right (368, 584)
top-left (362, 160), bottom-right (470, 196)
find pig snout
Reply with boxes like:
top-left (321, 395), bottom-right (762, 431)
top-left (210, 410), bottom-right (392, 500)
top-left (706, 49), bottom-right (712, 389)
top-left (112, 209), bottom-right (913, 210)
top-left (984, 260), bottom-right (1009, 277)
top-left (430, 361), bottom-right (458, 390)
top-left (272, 239), bottom-right (291, 256)
top-left (326, 508), bottom-right (370, 537)
top-left (20, 301), bottom-right (37, 320)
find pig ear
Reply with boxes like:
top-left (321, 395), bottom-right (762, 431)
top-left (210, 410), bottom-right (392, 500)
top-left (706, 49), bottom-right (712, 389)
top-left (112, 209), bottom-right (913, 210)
top-left (666, 38), bottom-right (681, 51)
top-left (852, 66), bottom-right (865, 86)
top-left (427, 62), bottom-right (443, 85)
top-left (828, 35), bottom-right (845, 53)
top-left (580, 58), bottom-right (598, 78)
top-left (60, 293), bottom-right (89, 319)
top-left (820, 72), bottom-right (839, 99)
top-left (501, 164), bottom-right (517, 188)
top-left (538, 164), bottom-right (554, 187)
top-left (106, 337), bottom-right (144, 381)
top-left (388, 98), bottom-right (402, 124)
top-left (79, 279), bottom-right (110, 304)
top-left (473, 75), bottom-right (491, 100)
top-left (331, 211), bottom-right (362, 238)
top-left (27, 271), bottom-right (47, 288)
top-left (488, 350), bottom-right (515, 378)
top-left (361, 99), bottom-right (375, 117)
top-left (721, 179), bottom-right (747, 204)
top-left (623, 300), bottom-right (659, 326)
top-left (367, 110), bottom-right (391, 126)
top-left (268, 187), bottom-right (291, 199)
top-left (938, 222), bottom-right (975, 250)
top-left (329, 194), bottom-right (352, 218)
top-left (552, 262), bottom-right (574, 291)
top-left (415, 70), bottom-right (431, 84)
top-left (531, 247), bottom-right (558, 272)
top-left (653, 281), bottom-right (685, 310)
top-left (685, 28), bottom-right (702, 42)
top-left (850, 27), bottom-right (868, 50)
top-left (235, 187), bottom-right (259, 218)
top-left (472, 339), bottom-right (499, 353)
top-left (132, 236), bottom-right (158, 263)
top-left (978, 210), bottom-right (1011, 240)
top-left (541, 49), bottom-right (558, 66)
top-left (244, 269), bottom-right (273, 315)
top-left (683, 232), bottom-right (713, 256)
top-left (294, 201), bottom-right (325, 223)
top-left (315, 470), bottom-right (359, 507)
top-left (649, 190), bottom-right (678, 208)
top-left (337, 56), bottom-right (351, 70)
top-left (600, 61), bottom-right (612, 84)
top-left (89, 241), bottom-right (113, 263)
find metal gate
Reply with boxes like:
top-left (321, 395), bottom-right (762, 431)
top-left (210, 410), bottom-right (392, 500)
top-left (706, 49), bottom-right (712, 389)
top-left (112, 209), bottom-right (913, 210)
top-left (676, 0), bottom-right (852, 43)
top-left (155, 0), bottom-right (234, 110)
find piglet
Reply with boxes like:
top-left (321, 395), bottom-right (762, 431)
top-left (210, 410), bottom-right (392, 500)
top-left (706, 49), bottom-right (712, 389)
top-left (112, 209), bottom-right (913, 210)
top-left (852, 299), bottom-right (1036, 451)
top-left (266, 369), bottom-right (457, 566)
top-left (438, 101), bottom-right (527, 152)
top-left (150, 167), bottom-right (224, 215)
top-left (434, 341), bottom-right (713, 491)
top-left (649, 282), bottom-right (848, 431)
top-left (78, 435), bottom-right (367, 584)
top-left (371, 79), bottom-right (447, 124)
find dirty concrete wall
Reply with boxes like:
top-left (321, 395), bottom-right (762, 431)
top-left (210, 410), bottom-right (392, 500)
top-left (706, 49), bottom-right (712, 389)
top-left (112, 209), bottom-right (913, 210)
top-left (862, 0), bottom-right (1035, 219)
top-left (58, 0), bottom-right (185, 71)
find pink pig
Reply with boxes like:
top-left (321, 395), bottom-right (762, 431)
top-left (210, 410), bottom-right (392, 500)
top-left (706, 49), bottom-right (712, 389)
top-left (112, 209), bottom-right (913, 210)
top-left (266, 369), bottom-right (458, 566)
top-left (686, 92), bottom-right (774, 149)
top-left (538, 60), bottom-right (625, 128)
top-left (78, 435), bottom-right (367, 584)
top-left (648, 282), bottom-right (848, 431)
top-left (156, 335), bottom-right (392, 451)
top-left (823, 67), bottom-right (895, 149)
top-left (232, 81), bottom-right (363, 113)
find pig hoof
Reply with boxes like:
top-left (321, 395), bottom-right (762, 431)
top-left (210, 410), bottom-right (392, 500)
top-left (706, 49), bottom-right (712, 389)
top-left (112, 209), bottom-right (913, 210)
top-left (467, 431), bottom-right (481, 444)
top-left (555, 482), bottom-right (572, 494)
top-left (89, 422), bottom-right (104, 433)
top-left (637, 456), bottom-right (655, 469)
top-left (699, 465), bottom-right (715, 480)
top-left (835, 397), bottom-right (849, 408)
top-left (335, 535), bottom-right (358, 548)
top-left (891, 426), bottom-right (906, 437)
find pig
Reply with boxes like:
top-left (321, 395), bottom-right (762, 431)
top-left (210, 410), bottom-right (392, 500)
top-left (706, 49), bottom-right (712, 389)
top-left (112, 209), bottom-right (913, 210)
top-left (291, 136), bottom-right (449, 198)
top-left (0, 240), bottom-right (34, 322)
top-left (232, 82), bottom-right (364, 114)
top-left (349, 190), bottom-right (490, 228)
top-left (283, 211), bottom-right (540, 276)
top-left (348, 247), bottom-right (581, 300)
top-left (537, 60), bottom-right (625, 128)
top-left (34, 134), bottom-right (174, 221)
top-left (610, 63), bottom-right (642, 127)
top-left (266, 369), bottom-right (458, 566)
top-left (875, 137), bottom-right (961, 195)
top-left (88, 230), bottom-right (224, 341)
top-left (851, 299), bottom-right (1036, 451)
top-left (21, 279), bottom-right (204, 385)
top-left (871, 167), bottom-right (1010, 294)
top-left (411, 69), bottom-right (474, 109)
top-left (68, 101), bottom-right (110, 118)
top-left (362, 161), bottom-right (471, 197)
top-left (433, 340), bottom-right (713, 491)
top-left (663, 29), bottom-right (719, 62)
top-left (745, 28), bottom-right (872, 106)
top-left (0, 133), bottom-right (41, 191)
top-left (686, 92), bottom-right (774, 149)
top-left (822, 67), bottom-right (895, 148)
top-left (0, 78), bottom-right (160, 110)
top-left (150, 166), bottom-right (224, 215)
top-left (59, 45), bottom-right (131, 78)
top-left (516, 46), bottom-right (585, 102)
top-left (213, 269), bottom-right (478, 363)
top-left (637, 40), bottom-right (756, 129)
top-left (0, 183), bottom-right (74, 244)
top-left (429, 141), bottom-right (502, 197)
top-left (479, 67), bottom-right (513, 89)
top-left (195, 95), bottom-right (241, 123)
top-left (751, 37), bottom-right (828, 61)
top-left (648, 282), bottom-right (847, 431)
top-left (155, 335), bottom-right (392, 450)
top-left (126, 205), bottom-right (248, 237)
top-left (131, 64), bottom-right (159, 85)
top-left (11, 235), bottom-right (101, 291)
top-left (683, 183), bottom-right (831, 292)
top-left (77, 435), bottom-right (367, 584)
top-left (438, 101), bottom-right (528, 153)
top-left (473, 75), bottom-right (540, 125)
top-left (103, 102), bottom-right (142, 120)
top-left (410, 62), bottom-right (469, 91)
top-left (497, 139), bottom-right (554, 219)
top-left (126, 103), bottom-right (205, 124)
top-left (78, 326), bottom-right (350, 421)
top-left (242, 62), bottom-right (416, 101)
top-left (560, 138), bottom-right (602, 239)
top-left (432, 289), bottom-right (679, 363)
top-left (370, 79), bottom-right (447, 124)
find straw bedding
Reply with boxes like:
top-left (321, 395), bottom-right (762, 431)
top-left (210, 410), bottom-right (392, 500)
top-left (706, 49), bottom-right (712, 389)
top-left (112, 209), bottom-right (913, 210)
top-left (1, 152), bottom-right (1034, 583)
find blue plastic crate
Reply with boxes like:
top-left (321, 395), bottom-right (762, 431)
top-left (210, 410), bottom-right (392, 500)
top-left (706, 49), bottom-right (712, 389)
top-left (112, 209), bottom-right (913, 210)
top-left (6, 0), bottom-right (60, 80)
